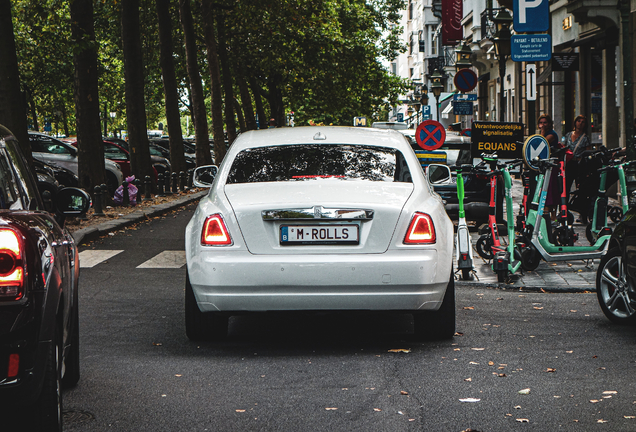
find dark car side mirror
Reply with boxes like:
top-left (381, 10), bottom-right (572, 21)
top-left (192, 165), bottom-right (218, 187)
top-left (56, 187), bottom-right (91, 216)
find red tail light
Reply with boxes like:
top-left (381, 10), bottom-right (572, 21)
top-left (404, 212), bottom-right (436, 244)
top-left (201, 214), bottom-right (232, 246)
top-left (0, 228), bottom-right (24, 301)
top-left (7, 353), bottom-right (19, 378)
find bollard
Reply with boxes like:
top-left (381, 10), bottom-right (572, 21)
top-left (144, 175), bottom-right (151, 200)
top-left (179, 171), bottom-right (186, 192)
top-left (93, 185), bottom-right (105, 216)
top-left (171, 172), bottom-right (178, 194)
top-left (187, 168), bottom-right (194, 188)
top-left (164, 171), bottom-right (172, 195)
top-left (157, 173), bottom-right (165, 196)
top-left (122, 180), bottom-right (129, 206)
top-left (101, 183), bottom-right (108, 209)
top-left (133, 178), bottom-right (141, 205)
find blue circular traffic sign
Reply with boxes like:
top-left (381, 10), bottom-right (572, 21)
top-left (416, 120), bottom-right (446, 151)
top-left (522, 134), bottom-right (550, 171)
top-left (454, 68), bottom-right (478, 93)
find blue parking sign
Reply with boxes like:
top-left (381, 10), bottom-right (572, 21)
top-left (514, 0), bottom-right (549, 32)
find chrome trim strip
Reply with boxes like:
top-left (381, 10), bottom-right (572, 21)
top-left (262, 206), bottom-right (374, 220)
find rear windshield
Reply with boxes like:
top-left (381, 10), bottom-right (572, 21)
top-left (226, 144), bottom-right (412, 184)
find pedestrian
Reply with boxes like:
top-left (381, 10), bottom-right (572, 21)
top-left (538, 114), bottom-right (561, 220)
top-left (268, 118), bottom-right (277, 129)
top-left (564, 115), bottom-right (592, 221)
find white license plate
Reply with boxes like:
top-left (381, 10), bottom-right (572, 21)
top-left (280, 225), bottom-right (359, 245)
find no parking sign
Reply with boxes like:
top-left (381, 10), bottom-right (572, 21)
top-left (415, 120), bottom-right (446, 151)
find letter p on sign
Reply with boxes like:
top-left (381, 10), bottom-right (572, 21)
top-left (514, 0), bottom-right (549, 32)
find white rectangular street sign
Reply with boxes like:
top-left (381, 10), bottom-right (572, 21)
top-left (526, 64), bottom-right (537, 101)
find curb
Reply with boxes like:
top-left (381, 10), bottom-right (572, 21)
top-left (72, 190), bottom-right (208, 245)
top-left (455, 281), bottom-right (595, 293)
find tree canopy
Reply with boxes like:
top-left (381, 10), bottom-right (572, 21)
top-left (11, 0), bottom-right (408, 138)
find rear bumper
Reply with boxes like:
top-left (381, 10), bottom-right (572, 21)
top-left (187, 249), bottom-right (451, 312)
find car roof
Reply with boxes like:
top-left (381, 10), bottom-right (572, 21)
top-left (231, 126), bottom-right (412, 153)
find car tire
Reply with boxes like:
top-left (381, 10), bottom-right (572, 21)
top-left (413, 276), bottom-right (455, 341)
top-left (63, 304), bottom-right (80, 388)
top-left (105, 170), bottom-right (118, 196)
top-left (596, 247), bottom-right (636, 325)
top-left (185, 274), bottom-right (228, 341)
top-left (26, 325), bottom-right (63, 432)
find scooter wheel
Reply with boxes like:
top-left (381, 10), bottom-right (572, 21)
top-left (497, 270), bottom-right (507, 283)
top-left (461, 268), bottom-right (472, 281)
top-left (585, 223), bottom-right (594, 245)
top-left (520, 246), bottom-right (541, 271)
top-left (608, 207), bottom-right (623, 223)
top-left (476, 235), bottom-right (494, 260)
top-left (554, 226), bottom-right (574, 246)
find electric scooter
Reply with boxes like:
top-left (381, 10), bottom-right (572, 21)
top-left (586, 149), bottom-right (634, 244)
top-left (515, 168), bottom-right (531, 233)
top-left (474, 154), bottom-right (523, 282)
top-left (451, 163), bottom-right (475, 280)
top-left (518, 158), bottom-right (610, 271)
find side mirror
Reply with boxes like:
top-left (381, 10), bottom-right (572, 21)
top-left (56, 187), bottom-right (91, 216)
top-left (192, 165), bottom-right (218, 187)
top-left (427, 164), bottom-right (452, 185)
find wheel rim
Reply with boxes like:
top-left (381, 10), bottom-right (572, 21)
top-left (599, 255), bottom-right (636, 319)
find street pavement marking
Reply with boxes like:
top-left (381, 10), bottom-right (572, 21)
top-left (79, 250), bottom-right (124, 268)
top-left (136, 251), bottom-right (186, 269)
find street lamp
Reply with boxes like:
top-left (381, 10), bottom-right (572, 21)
top-left (455, 42), bottom-right (473, 72)
top-left (430, 70), bottom-right (444, 121)
top-left (492, 8), bottom-right (512, 122)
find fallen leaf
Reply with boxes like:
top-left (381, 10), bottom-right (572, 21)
top-left (471, 348), bottom-right (485, 351)
top-left (454, 332), bottom-right (464, 336)
top-left (488, 361), bottom-right (494, 366)
top-left (388, 349), bottom-right (411, 353)
top-left (603, 391), bottom-right (617, 395)
top-left (409, 419), bottom-right (415, 422)
top-left (514, 405), bottom-right (521, 409)
top-left (459, 398), bottom-right (481, 403)
top-left (625, 416), bottom-right (636, 419)
top-left (373, 408), bottom-right (382, 412)
top-left (590, 400), bottom-right (600, 403)
top-left (469, 361), bottom-right (479, 365)
top-left (516, 418), bottom-right (529, 423)
top-left (533, 307), bottom-right (544, 310)
top-left (498, 373), bottom-right (507, 377)
top-left (518, 388), bottom-right (531, 395)
top-left (546, 368), bottom-right (556, 373)
top-left (603, 396), bottom-right (612, 399)
top-left (236, 409), bottom-right (246, 413)
top-left (325, 408), bottom-right (338, 411)
top-left (397, 411), bottom-right (404, 415)
top-left (570, 310), bottom-right (577, 313)
top-left (463, 306), bottom-right (475, 310)
top-left (566, 351), bottom-right (573, 354)
top-left (454, 348), bottom-right (461, 351)
top-left (597, 419), bottom-right (608, 423)
top-left (174, 374), bottom-right (182, 377)
top-left (464, 378), bottom-right (472, 382)
top-left (401, 391), bottom-right (409, 395)
top-left (497, 297), bottom-right (504, 300)
top-left (152, 342), bottom-right (162, 346)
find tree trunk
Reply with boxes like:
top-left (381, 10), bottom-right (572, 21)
top-left (249, 75), bottom-right (267, 129)
top-left (26, 87), bottom-right (39, 132)
top-left (267, 74), bottom-right (284, 127)
top-left (0, 0), bottom-right (30, 162)
top-left (235, 63), bottom-right (257, 131)
top-left (70, 0), bottom-right (105, 194)
top-left (121, 0), bottom-right (153, 184)
top-left (156, 0), bottom-right (187, 174)
top-left (234, 98), bottom-right (246, 131)
top-left (178, 0), bottom-right (212, 166)
top-left (201, 0), bottom-right (226, 163)
top-left (215, 14), bottom-right (236, 145)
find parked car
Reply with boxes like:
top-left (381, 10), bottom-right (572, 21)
top-left (398, 128), bottom-right (500, 225)
top-left (148, 142), bottom-right (196, 171)
top-left (596, 207), bottom-right (636, 325)
top-left (105, 137), bottom-right (175, 174)
top-left (152, 137), bottom-right (214, 164)
top-left (185, 126), bottom-right (455, 341)
top-left (0, 124), bottom-right (91, 430)
top-left (29, 131), bottom-right (123, 194)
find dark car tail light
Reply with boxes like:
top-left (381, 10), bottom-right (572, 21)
top-left (404, 212), bottom-right (436, 244)
top-left (0, 228), bottom-right (25, 301)
top-left (7, 353), bottom-right (19, 378)
top-left (201, 214), bottom-right (232, 246)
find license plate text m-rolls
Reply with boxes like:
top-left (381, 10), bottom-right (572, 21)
top-left (280, 225), bottom-right (359, 245)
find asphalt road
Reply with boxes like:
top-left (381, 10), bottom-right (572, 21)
top-left (64, 202), bottom-right (636, 431)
